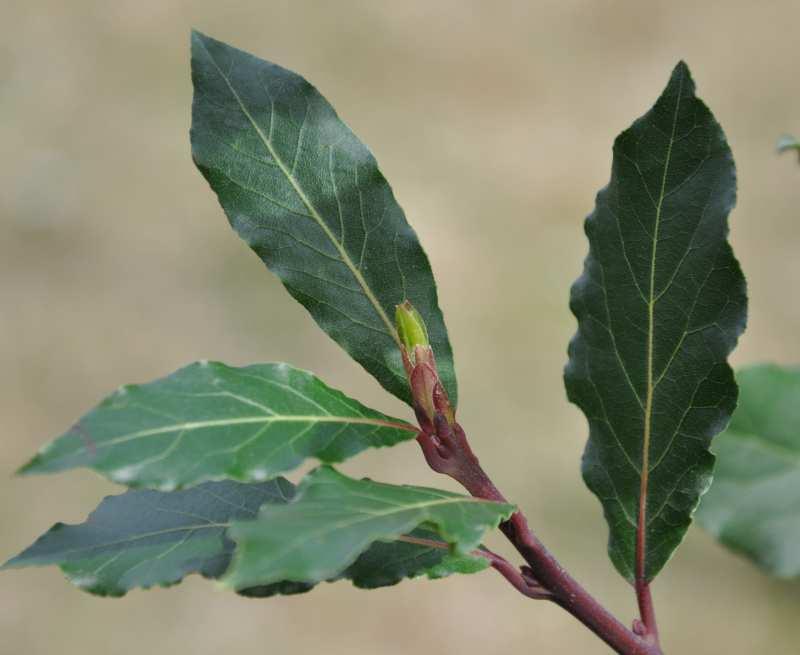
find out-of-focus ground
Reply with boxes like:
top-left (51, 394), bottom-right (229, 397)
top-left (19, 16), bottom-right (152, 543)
top-left (1, 2), bottom-right (799, 653)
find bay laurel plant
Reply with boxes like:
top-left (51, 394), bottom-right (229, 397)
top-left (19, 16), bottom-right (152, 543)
top-left (4, 32), bottom-right (797, 655)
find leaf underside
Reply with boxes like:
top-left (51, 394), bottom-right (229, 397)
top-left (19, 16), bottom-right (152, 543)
top-left (3, 476), bottom-right (488, 597)
top-left (190, 30), bottom-right (457, 407)
top-left (565, 62), bottom-right (747, 582)
top-left (697, 364), bottom-right (800, 578)
top-left (19, 361), bottom-right (415, 489)
top-left (223, 466), bottom-right (514, 590)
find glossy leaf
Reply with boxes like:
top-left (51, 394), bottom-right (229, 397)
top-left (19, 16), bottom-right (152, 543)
top-left (697, 364), bottom-right (800, 578)
top-left (190, 31), bottom-right (457, 407)
top-left (2, 478), bottom-right (294, 596)
top-left (3, 478), bottom-right (487, 597)
top-left (19, 361), bottom-right (415, 489)
top-left (223, 466), bottom-right (514, 590)
top-left (565, 62), bottom-right (747, 582)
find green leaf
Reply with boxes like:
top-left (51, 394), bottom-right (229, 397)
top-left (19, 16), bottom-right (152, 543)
top-left (240, 526), bottom-right (488, 597)
top-left (2, 478), bottom-right (294, 596)
top-left (4, 478), bottom-right (487, 597)
top-left (564, 62), bottom-right (747, 582)
top-left (222, 466), bottom-right (514, 590)
top-left (777, 134), bottom-right (800, 162)
top-left (190, 31), bottom-right (457, 407)
top-left (337, 527), bottom-right (488, 589)
top-left (697, 364), bottom-right (800, 578)
top-left (19, 361), bottom-right (415, 489)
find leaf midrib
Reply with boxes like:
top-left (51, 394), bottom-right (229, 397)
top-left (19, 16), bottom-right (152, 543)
top-left (239, 494), bottom-right (499, 571)
top-left (70, 415), bottom-right (415, 453)
top-left (638, 70), bottom-right (685, 580)
top-left (195, 35), bottom-right (401, 349)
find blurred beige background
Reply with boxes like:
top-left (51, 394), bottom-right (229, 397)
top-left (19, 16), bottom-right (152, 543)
top-left (2, 1), bottom-right (799, 653)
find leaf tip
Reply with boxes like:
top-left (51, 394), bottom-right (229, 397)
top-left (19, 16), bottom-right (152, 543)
top-left (673, 59), bottom-right (691, 76)
top-left (667, 59), bottom-right (696, 95)
top-left (190, 28), bottom-right (209, 44)
top-left (15, 456), bottom-right (40, 477)
top-left (0, 556), bottom-right (17, 572)
top-left (190, 29), bottom-right (221, 62)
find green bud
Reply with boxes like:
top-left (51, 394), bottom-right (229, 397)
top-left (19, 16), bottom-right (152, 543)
top-left (395, 301), bottom-right (429, 353)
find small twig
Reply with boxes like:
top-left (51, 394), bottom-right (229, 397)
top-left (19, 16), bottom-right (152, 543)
top-left (417, 419), bottom-right (663, 655)
top-left (481, 550), bottom-right (553, 601)
top-left (397, 533), bottom-right (550, 600)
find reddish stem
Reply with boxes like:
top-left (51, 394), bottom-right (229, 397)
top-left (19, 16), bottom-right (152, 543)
top-left (417, 421), bottom-right (663, 655)
top-left (635, 580), bottom-right (659, 645)
top-left (635, 493), bottom-right (660, 644)
top-left (482, 549), bottom-right (553, 600)
top-left (397, 534), bottom-right (550, 600)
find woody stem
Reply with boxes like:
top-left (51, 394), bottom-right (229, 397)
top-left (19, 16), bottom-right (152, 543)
top-left (416, 426), bottom-right (662, 655)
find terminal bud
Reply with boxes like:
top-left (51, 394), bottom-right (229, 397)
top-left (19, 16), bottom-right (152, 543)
top-left (395, 300), bottom-right (454, 431)
top-left (395, 300), bottom-right (429, 354)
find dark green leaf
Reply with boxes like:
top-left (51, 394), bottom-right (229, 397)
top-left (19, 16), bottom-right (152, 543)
top-left (190, 31), bottom-right (457, 407)
top-left (337, 527), bottom-right (487, 589)
top-left (697, 364), bottom-right (800, 578)
top-left (19, 361), bottom-right (415, 489)
top-left (565, 62), bottom-right (747, 582)
top-left (223, 466), bottom-right (514, 590)
top-left (2, 478), bottom-right (294, 596)
top-left (4, 478), bottom-right (486, 597)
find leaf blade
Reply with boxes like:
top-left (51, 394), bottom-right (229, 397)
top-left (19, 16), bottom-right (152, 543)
top-left (565, 62), bottom-right (747, 581)
top-left (697, 364), bottom-right (800, 578)
top-left (190, 31), bottom-right (457, 406)
top-left (2, 478), bottom-right (293, 596)
top-left (223, 466), bottom-right (514, 590)
top-left (3, 478), bottom-right (489, 596)
top-left (20, 361), bottom-right (416, 489)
